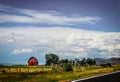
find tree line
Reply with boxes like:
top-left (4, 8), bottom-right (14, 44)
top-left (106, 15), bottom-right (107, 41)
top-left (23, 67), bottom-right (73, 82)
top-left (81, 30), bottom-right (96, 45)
top-left (45, 53), bottom-right (96, 66)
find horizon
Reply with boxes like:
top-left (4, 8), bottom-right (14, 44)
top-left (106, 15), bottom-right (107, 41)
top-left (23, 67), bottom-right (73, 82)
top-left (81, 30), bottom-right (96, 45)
top-left (1, 57), bottom-right (119, 65)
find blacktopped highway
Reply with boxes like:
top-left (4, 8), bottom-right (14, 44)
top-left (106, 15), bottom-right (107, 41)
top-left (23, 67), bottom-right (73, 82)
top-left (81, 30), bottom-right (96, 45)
top-left (71, 71), bottom-right (120, 82)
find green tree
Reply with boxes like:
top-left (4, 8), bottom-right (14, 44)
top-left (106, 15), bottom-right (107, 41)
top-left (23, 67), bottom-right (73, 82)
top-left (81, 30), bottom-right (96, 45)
top-left (93, 59), bottom-right (96, 65)
top-left (86, 58), bottom-right (96, 66)
top-left (60, 59), bottom-right (69, 64)
top-left (81, 58), bottom-right (86, 66)
top-left (61, 63), bottom-right (73, 72)
top-left (45, 53), bottom-right (59, 66)
top-left (75, 58), bottom-right (79, 65)
top-left (86, 58), bottom-right (93, 66)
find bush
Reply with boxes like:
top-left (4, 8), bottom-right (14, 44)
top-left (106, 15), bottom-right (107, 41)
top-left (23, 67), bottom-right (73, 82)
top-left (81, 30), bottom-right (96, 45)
top-left (52, 67), bottom-right (58, 72)
top-left (100, 63), bottom-right (112, 68)
top-left (1, 70), bottom-right (6, 73)
top-left (61, 63), bottom-right (73, 72)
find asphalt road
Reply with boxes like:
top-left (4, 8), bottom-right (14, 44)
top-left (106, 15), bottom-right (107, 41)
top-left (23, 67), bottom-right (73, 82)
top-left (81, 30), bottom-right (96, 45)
top-left (71, 71), bottom-right (120, 82)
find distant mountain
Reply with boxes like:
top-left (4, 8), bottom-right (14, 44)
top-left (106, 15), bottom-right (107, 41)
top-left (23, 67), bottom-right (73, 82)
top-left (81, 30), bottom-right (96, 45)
top-left (95, 58), bottom-right (120, 65)
top-left (109, 58), bottom-right (120, 64)
top-left (95, 58), bottom-right (108, 65)
top-left (0, 63), bottom-right (13, 66)
top-left (0, 63), bottom-right (26, 66)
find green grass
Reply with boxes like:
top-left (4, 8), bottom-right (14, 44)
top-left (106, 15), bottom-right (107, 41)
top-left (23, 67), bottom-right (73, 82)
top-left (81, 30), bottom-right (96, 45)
top-left (0, 64), bottom-right (120, 82)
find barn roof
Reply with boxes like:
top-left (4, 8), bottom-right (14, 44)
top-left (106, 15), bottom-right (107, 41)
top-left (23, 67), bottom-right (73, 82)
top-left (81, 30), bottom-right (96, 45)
top-left (28, 56), bottom-right (38, 63)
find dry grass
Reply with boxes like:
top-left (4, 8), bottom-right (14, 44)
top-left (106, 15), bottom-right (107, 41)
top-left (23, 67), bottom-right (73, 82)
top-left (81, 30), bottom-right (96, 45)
top-left (0, 66), bottom-right (52, 73)
top-left (0, 64), bottom-right (120, 82)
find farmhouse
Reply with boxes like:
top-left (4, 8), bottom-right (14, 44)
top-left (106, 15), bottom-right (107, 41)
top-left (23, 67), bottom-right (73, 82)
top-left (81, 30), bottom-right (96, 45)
top-left (28, 57), bottom-right (38, 66)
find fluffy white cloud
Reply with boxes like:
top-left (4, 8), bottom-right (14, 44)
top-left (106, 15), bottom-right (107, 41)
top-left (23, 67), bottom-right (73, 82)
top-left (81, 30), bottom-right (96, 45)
top-left (0, 5), bottom-right (101, 25)
top-left (12, 48), bottom-right (33, 55)
top-left (0, 27), bottom-right (120, 58)
top-left (0, 14), bottom-right (35, 23)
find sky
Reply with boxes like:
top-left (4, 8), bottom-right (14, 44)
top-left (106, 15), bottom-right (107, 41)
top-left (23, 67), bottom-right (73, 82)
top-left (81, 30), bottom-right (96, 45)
top-left (0, 0), bottom-right (120, 65)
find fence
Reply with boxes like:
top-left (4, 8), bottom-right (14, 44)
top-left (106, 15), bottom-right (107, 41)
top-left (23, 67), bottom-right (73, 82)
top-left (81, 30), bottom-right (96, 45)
top-left (0, 66), bottom-right (53, 73)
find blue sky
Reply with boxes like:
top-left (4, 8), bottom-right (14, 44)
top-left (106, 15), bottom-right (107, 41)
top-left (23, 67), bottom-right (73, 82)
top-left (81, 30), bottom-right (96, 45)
top-left (0, 0), bottom-right (120, 65)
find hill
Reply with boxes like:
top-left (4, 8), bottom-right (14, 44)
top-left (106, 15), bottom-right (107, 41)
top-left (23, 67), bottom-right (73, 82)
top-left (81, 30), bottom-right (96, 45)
top-left (95, 58), bottom-right (120, 65)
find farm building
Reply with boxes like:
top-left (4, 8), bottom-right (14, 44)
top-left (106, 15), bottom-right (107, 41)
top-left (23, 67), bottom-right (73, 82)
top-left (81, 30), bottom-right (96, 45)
top-left (28, 57), bottom-right (38, 66)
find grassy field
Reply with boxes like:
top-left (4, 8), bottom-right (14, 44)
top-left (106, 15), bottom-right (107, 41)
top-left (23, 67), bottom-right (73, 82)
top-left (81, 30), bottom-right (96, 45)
top-left (0, 64), bottom-right (120, 82)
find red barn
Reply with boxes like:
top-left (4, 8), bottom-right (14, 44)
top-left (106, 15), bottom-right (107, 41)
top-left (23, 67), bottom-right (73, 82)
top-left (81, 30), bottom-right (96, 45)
top-left (28, 57), bottom-right (38, 66)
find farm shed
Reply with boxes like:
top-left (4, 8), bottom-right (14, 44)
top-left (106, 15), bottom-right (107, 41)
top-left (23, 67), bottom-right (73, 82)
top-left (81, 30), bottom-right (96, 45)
top-left (28, 57), bottom-right (38, 66)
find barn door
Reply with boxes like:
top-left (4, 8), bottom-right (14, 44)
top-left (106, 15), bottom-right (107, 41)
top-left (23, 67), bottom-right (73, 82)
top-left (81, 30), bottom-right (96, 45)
top-left (31, 62), bottom-right (34, 66)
